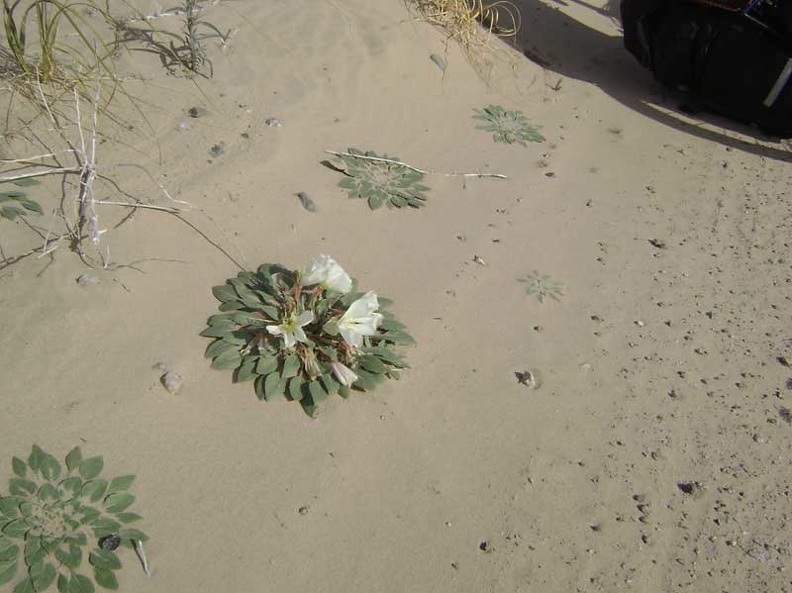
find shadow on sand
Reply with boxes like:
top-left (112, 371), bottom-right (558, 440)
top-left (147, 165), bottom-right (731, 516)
top-left (509, 0), bottom-right (792, 161)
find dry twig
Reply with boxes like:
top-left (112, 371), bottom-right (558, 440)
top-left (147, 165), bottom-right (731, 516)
top-left (325, 149), bottom-right (507, 179)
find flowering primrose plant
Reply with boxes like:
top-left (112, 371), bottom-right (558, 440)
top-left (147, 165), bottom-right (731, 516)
top-left (202, 255), bottom-right (413, 416)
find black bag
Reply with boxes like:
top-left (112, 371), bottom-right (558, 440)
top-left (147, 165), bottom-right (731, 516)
top-left (621, 0), bottom-right (792, 136)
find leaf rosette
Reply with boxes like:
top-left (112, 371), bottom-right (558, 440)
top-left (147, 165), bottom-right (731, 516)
top-left (473, 105), bottom-right (544, 146)
top-left (202, 255), bottom-right (414, 416)
top-left (331, 148), bottom-right (430, 210)
top-left (0, 446), bottom-right (148, 593)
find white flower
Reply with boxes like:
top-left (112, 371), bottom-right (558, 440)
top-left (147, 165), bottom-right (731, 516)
top-left (300, 254), bottom-right (352, 293)
top-left (266, 311), bottom-right (314, 348)
top-left (325, 291), bottom-right (383, 348)
top-left (331, 362), bottom-right (359, 387)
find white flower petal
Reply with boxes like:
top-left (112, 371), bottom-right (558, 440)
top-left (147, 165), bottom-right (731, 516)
top-left (297, 310), bottom-right (315, 326)
top-left (339, 325), bottom-right (363, 348)
top-left (266, 325), bottom-right (283, 336)
top-left (331, 362), bottom-right (359, 386)
top-left (344, 291), bottom-right (379, 318)
top-left (282, 331), bottom-right (296, 348)
top-left (293, 326), bottom-right (308, 344)
top-left (301, 254), bottom-right (352, 293)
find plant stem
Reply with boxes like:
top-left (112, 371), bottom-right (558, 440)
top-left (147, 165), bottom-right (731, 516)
top-left (324, 150), bottom-right (507, 179)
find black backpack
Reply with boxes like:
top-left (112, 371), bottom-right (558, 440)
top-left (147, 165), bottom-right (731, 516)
top-left (621, 0), bottom-right (792, 136)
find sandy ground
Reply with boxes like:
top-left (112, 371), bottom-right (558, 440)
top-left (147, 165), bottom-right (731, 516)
top-left (2, 0), bottom-right (792, 591)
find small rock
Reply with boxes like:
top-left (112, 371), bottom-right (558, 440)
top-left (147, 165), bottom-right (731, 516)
top-left (296, 192), bottom-right (317, 212)
top-left (187, 106), bottom-right (207, 118)
top-left (515, 369), bottom-right (541, 389)
top-left (753, 433), bottom-right (770, 444)
top-left (677, 481), bottom-right (699, 495)
top-left (298, 506), bottom-right (309, 515)
top-left (209, 142), bottom-right (225, 157)
top-left (98, 534), bottom-right (121, 551)
top-left (473, 255), bottom-right (487, 266)
top-left (429, 53), bottom-right (447, 72)
top-left (648, 238), bottom-right (666, 249)
top-left (479, 541), bottom-right (491, 552)
top-left (76, 273), bottom-right (99, 286)
top-left (160, 371), bottom-right (184, 394)
top-left (265, 118), bottom-right (284, 127)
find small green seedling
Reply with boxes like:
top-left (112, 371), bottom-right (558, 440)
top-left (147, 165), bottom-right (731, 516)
top-left (331, 148), bottom-right (430, 210)
top-left (473, 105), bottom-right (544, 146)
top-left (0, 178), bottom-right (42, 221)
top-left (0, 445), bottom-right (149, 592)
top-left (518, 271), bottom-right (564, 302)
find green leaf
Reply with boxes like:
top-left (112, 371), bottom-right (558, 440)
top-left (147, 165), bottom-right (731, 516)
top-left (235, 358), bottom-right (258, 383)
top-left (11, 178), bottom-right (40, 187)
top-left (90, 518), bottom-right (120, 538)
top-left (103, 493), bottom-right (134, 514)
top-left (288, 377), bottom-right (304, 402)
top-left (27, 446), bottom-right (45, 472)
top-left (199, 325), bottom-right (234, 338)
top-left (338, 385), bottom-right (351, 399)
top-left (281, 353), bottom-right (300, 379)
top-left (79, 457), bottom-right (104, 481)
top-left (81, 480), bottom-right (108, 503)
top-left (2, 518), bottom-right (30, 538)
top-left (355, 369), bottom-right (383, 390)
top-left (256, 355), bottom-right (278, 375)
top-left (12, 576), bottom-right (35, 593)
top-left (210, 348), bottom-right (242, 370)
top-left (69, 573), bottom-right (95, 593)
top-left (37, 483), bottom-right (59, 502)
top-left (254, 375), bottom-right (266, 400)
top-left (321, 374), bottom-right (340, 396)
top-left (115, 512), bottom-right (142, 524)
top-left (57, 573), bottom-right (69, 593)
top-left (55, 544), bottom-right (81, 569)
top-left (117, 527), bottom-right (148, 542)
top-left (30, 561), bottom-right (56, 590)
top-left (106, 476), bottom-right (135, 496)
top-left (234, 286), bottom-right (263, 308)
top-left (0, 498), bottom-right (20, 519)
top-left (9, 479), bottom-right (36, 496)
top-left (230, 311), bottom-right (264, 326)
top-left (89, 549), bottom-right (121, 570)
top-left (24, 537), bottom-right (46, 566)
top-left (0, 558), bottom-right (17, 586)
top-left (218, 300), bottom-right (245, 312)
top-left (93, 567), bottom-right (118, 590)
top-left (0, 207), bottom-right (22, 220)
top-left (65, 448), bottom-right (83, 472)
top-left (359, 356), bottom-right (387, 374)
top-left (204, 339), bottom-right (236, 359)
top-left (308, 381), bottom-right (326, 404)
top-left (79, 508), bottom-right (100, 525)
top-left (11, 458), bottom-right (26, 479)
top-left (212, 284), bottom-right (239, 302)
top-left (39, 454), bottom-right (61, 480)
top-left (0, 540), bottom-right (19, 562)
top-left (59, 476), bottom-right (83, 496)
top-left (263, 372), bottom-right (282, 402)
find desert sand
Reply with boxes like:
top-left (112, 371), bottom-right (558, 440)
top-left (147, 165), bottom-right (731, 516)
top-left (1, 0), bottom-right (792, 591)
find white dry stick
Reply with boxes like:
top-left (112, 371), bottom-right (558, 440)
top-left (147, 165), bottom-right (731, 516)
top-left (133, 540), bottom-right (151, 576)
top-left (324, 150), bottom-right (507, 180)
top-left (0, 167), bottom-right (81, 183)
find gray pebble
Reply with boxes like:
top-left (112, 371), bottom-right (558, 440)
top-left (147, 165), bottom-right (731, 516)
top-left (297, 192), bottom-right (317, 212)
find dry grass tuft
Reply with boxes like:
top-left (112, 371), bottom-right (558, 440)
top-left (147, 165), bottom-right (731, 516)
top-left (405, 0), bottom-right (521, 72)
